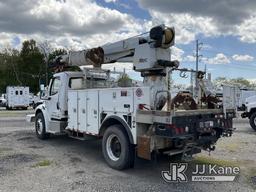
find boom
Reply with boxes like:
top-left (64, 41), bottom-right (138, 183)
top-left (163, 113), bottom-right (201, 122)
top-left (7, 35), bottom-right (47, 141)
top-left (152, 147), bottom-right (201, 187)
top-left (52, 25), bottom-right (178, 75)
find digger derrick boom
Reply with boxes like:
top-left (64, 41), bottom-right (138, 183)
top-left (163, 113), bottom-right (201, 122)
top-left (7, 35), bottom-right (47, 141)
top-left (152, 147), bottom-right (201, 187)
top-left (54, 25), bottom-right (176, 73)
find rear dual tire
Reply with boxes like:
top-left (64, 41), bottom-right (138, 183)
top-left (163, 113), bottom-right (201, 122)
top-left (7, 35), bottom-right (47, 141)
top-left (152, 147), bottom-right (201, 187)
top-left (102, 125), bottom-right (134, 170)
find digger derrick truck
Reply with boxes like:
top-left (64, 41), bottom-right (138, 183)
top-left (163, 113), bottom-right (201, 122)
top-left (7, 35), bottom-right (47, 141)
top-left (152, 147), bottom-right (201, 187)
top-left (27, 25), bottom-right (236, 170)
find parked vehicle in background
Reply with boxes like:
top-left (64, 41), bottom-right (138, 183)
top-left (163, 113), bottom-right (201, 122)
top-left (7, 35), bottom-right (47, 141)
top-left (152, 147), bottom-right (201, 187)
top-left (241, 95), bottom-right (256, 131)
top-left (0, 94), bottom-right (7, 107)
top-left (237, 89), bottom-right (256, 111)
top-left (6, 86), bottom-right (30, 110)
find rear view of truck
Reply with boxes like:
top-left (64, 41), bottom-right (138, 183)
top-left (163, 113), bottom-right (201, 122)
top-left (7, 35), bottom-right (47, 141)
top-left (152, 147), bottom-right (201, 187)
top-left (64, 73), bottom-right (236, 169)
top-left (6, 86), bottom-right (30, 110)
top-left (135, 85), bottom-right (236, 161)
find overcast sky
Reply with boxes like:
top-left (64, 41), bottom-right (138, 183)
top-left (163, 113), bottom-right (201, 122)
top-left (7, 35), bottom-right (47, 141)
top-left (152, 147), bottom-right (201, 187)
top-left (0, 0), bottom-right (256, 81)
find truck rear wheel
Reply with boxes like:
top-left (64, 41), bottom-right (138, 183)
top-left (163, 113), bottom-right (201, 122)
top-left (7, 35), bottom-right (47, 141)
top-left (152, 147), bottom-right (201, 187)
top-left (35, 112), bottom-right (50, 139)
top-left (102, 125), bottom-right (134, 170)
top-left (249, 112), bottom-right (256, 131)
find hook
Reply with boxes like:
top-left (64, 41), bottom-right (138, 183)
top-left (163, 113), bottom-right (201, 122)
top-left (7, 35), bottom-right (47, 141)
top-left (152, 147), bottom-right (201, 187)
top-left (180, 71), bottom-right (188, 78)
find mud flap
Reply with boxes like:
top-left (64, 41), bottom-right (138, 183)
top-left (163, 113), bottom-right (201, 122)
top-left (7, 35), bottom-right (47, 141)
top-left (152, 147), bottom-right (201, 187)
top-left (137, 136), bottom-right (151, 160)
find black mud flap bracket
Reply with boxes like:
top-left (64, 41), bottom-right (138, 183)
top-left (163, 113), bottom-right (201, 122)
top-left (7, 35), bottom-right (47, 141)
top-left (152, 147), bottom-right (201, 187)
top-left (181, 143), bottom-right (201, 161)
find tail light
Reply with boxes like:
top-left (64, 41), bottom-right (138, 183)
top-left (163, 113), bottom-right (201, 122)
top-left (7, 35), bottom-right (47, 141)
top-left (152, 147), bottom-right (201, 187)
top-left (166, 124), bottom-right (186, 135)
top-left (138, 104), bottom-right (150, 110)
top-left (138, 104), bottom-right (145, 110)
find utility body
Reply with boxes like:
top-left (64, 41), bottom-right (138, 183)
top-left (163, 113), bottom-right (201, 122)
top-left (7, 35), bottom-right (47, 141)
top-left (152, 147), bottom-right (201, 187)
top-left (28, 25), bottom-right (236, 169)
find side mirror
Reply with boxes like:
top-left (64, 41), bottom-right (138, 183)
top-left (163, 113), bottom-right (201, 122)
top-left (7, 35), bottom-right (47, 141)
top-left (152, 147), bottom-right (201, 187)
top-left (40, 86), bottom-right (50, 100)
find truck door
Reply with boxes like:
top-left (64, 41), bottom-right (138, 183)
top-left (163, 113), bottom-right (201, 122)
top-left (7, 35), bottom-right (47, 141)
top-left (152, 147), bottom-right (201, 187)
top-left (223, 85), bottom-right (237, 115)
top-left (47, 77), bottom-right (62, 120)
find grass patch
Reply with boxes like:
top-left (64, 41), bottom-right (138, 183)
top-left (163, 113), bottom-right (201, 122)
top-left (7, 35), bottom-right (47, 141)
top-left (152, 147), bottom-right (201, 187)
top-left (193, 156), bottom-right (239, 167)
top-left (217, 141), bottom-right (240, 152)
top-left (32, 160), bottom-right (52, 167)
top-left (0, 113), bottom-right (23, 117)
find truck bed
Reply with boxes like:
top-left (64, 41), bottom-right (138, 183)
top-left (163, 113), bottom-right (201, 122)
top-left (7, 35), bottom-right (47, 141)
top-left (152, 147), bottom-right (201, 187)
top-left (136, 108), bottom-right (235, 124)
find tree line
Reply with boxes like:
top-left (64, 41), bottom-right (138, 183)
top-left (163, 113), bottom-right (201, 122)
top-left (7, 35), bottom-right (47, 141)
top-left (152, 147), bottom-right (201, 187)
top-left (213, 77), bottom-right (256, 89)
top-left (0, 39), bottom-right (66, 94)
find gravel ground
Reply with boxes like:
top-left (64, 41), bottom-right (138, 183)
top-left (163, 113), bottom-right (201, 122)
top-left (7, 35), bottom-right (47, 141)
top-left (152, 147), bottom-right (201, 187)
top-left (0, 109), bottom-right (255, 192)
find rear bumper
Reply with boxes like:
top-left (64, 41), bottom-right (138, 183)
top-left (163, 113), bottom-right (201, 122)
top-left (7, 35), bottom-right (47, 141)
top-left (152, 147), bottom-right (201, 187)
top-left (153, 113), bottom-right (234, 152)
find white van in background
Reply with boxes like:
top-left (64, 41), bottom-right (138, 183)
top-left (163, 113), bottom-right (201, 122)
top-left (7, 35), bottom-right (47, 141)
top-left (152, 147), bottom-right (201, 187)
top-left (6, 86), bottom-right (30, 110)
top-left (0, 94), bottom-right (6, 107)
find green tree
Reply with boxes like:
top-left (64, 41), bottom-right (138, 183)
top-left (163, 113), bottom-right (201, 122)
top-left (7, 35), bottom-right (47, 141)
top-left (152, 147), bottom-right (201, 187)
top-left (0, 48), bottom-right (21, 93)
top-left (48, 48), bottom-right (67, 61)
top-left (0, 41), bottom-right (68, 94)
top-left (117, 73), bottom-right (132, 87)
top-left (213, 77), bottom-right (256, 89)
top-left (230, 77), bottom-right (251, 88)
top-left (18, 39), bottom-right (45, 93)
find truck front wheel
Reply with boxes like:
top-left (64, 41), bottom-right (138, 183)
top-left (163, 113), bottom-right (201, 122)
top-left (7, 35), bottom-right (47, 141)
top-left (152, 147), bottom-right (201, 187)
top-left (102, 125), bottom-right (134, 170)
top-left (35, 112), bottom-right (50, 139)
top-left (249, 112), bottom-right (256, 131)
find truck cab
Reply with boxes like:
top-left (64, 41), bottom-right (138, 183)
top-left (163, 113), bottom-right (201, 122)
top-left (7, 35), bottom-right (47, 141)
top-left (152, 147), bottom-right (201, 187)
top-left (35, 72), bottom-right (84, 136)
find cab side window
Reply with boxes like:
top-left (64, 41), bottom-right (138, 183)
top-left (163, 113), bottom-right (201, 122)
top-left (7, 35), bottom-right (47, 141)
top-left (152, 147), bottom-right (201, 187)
top-left (69, 78), bottom-right (83, 90)
top-left (50, 77), bottom-right (61, 96)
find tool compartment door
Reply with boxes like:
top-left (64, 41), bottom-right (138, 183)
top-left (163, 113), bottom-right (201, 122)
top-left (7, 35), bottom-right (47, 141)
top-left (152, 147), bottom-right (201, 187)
top-left (68, 91), bottom-right (78, 130)
top-left (223, 85), bottom-right (236, 110)
top-left (86, 90), bottom-right (99, 134)
top-left (78, 91), bottom-right (87, 132)
top-left (99, 88), bottom-right (134, 113)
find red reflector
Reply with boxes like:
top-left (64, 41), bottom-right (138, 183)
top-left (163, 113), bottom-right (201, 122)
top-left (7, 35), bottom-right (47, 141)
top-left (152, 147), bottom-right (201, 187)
top-left (175, 127), bottom-right (179, 134)
top-left (179, 127), bottom-right (184, 134)
top-left (166, 124), bottom-right (174, 129)
top-left (138, 104), bottom-right (144, 110)
top-left (166, 124), bottom-right (184, 134)
top-left (166, 125), bottom-right (185, 134)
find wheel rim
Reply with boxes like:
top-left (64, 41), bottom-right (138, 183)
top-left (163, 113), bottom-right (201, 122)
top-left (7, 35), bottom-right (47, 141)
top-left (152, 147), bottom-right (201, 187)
top-left (254, 117), bottom-right (256, 126)
top-left (36, 118), bottom-right (43, 135)
top-left (106, 134), bottom-right (121, 161)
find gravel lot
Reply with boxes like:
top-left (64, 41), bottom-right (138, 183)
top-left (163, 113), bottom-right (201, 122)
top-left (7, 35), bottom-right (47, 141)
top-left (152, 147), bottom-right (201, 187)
top-left (0, 108), bottom-right (255, 192)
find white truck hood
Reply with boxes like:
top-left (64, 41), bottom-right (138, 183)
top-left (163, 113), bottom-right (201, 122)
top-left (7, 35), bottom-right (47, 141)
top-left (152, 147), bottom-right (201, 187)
top-left (245, 95), bottom-right (256, 104)
top-left (245, 95), bottom-right (256, 112)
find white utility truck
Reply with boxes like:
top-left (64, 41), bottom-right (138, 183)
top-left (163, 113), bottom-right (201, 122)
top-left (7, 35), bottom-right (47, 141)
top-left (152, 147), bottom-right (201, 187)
top-left (237, 89), bottom-right (256, 111)
top-left (6, 86), bottom-right (30, 110)
top-left (28, 25), bottom-right (236, 169)
top-left (241, 95), bottom-right (256, 131)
